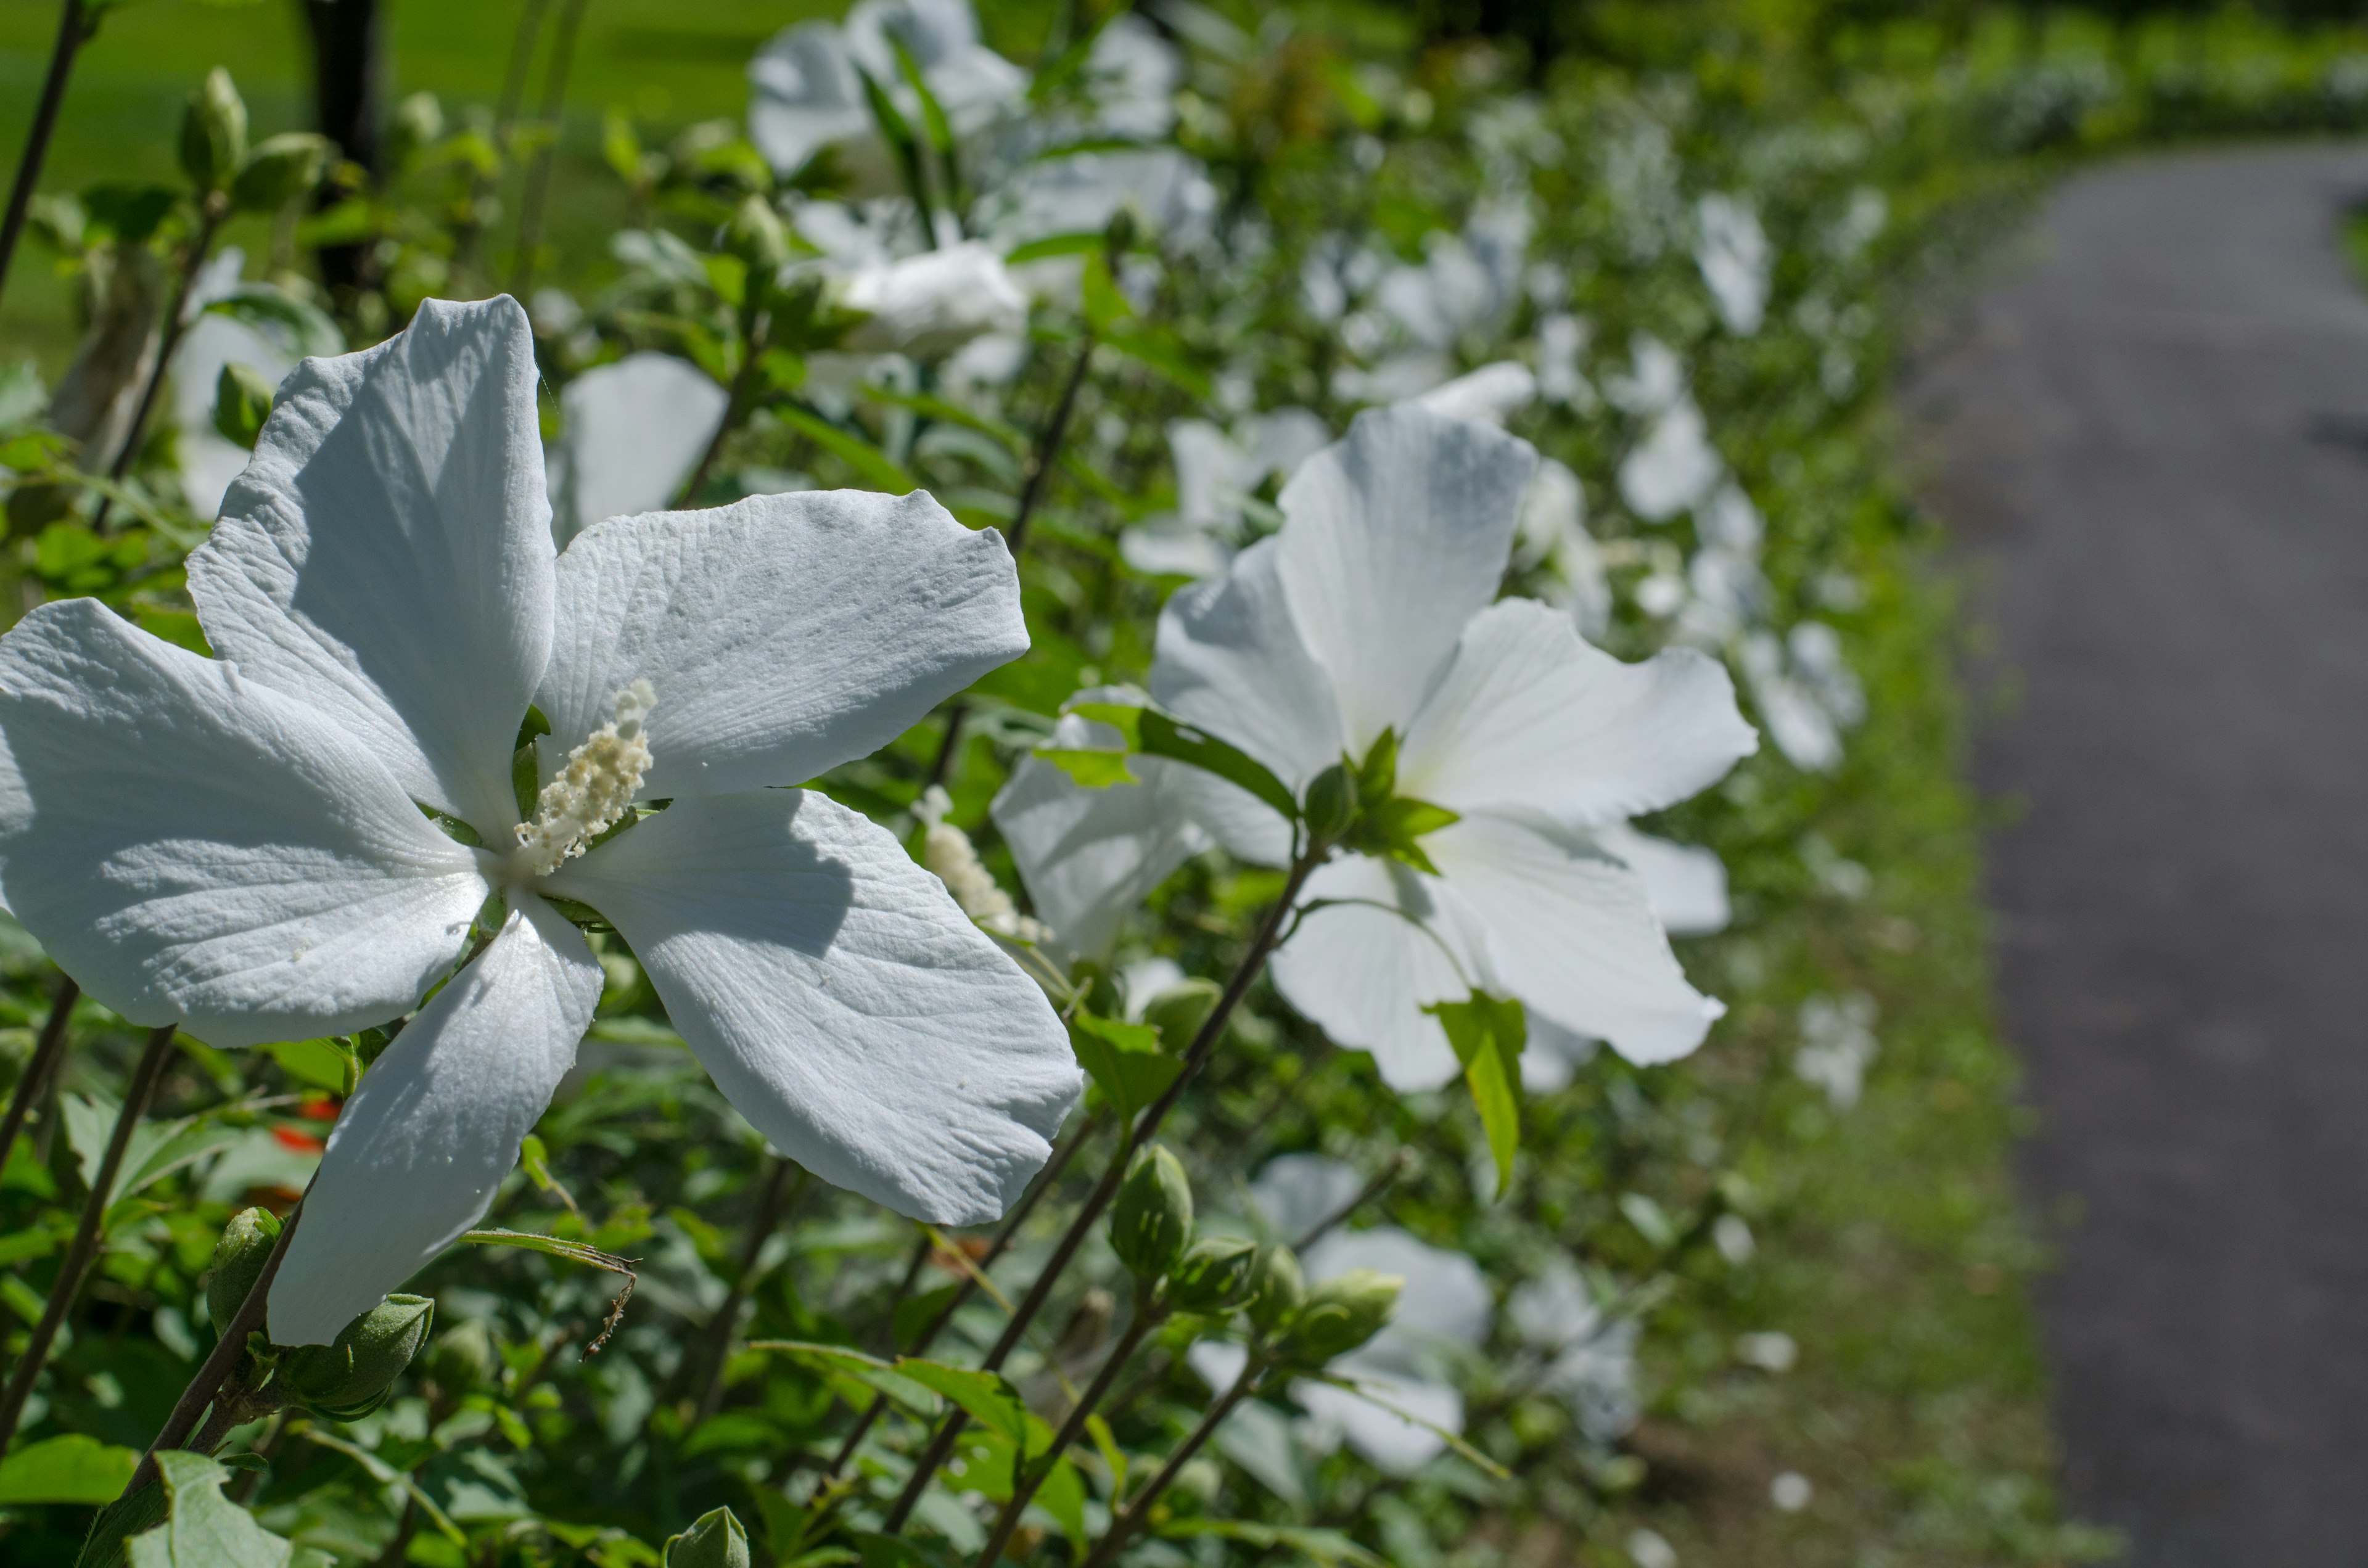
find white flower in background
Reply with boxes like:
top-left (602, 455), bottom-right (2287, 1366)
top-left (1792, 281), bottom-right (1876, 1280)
top-left (1627, 1527), bottom-right (1679, 1568)
top-left (1336, 208), bottom-right (1534, 406)
top-left (0, 298), bottom-right (1079, 1344)
top-left (1514, 456), bottom-right (1609, 640)
top-left (1735, 1329), bottom-right (1798, 1372)
top-left (543, 352), bottom-right (730, 547)
top-left (1116, 954), bottom-right (1185, 1019)
top-left (1079, 14), bottom-right (1182, 139)
top-left (1246, 1151), bottom-right (1367, 1243)
top-left (1120, 409), bottom-right (1331, 578)
top-left (998, 405), bottom-right (1758, 1088)
top-left (750, 0), bottom-right (1024, 192)
top-left (1536, 312), bottom-right (1596, 410)
top-left (1740, 622), bottom-right (1863, 773)
top-left (1671, 484), bottom-right (1773, 647)
top-left (1794, 991), bottom-right (1878, 1109)
top-left (1190, 1225), bottom-right (1491, 1474)
top-left (1507, 1260), bottom-right (1641, 1442)
top-left (835, 240), bottom-right (1029, 358)
top-left (1828, 185), bottom-right (1888, 261)
top-left (1413, 361), bottom-right (1537, 427)
top-left (1771, 1472), bottom-right (1814, 1513)
top-left (1695, 192), bottom-right (1772, 336)
top-left (173, 250), bottom-right (299, 520)
top-left (1609, 337), bottom-right (1722, 522)
top-left (916, 786), bottom-right (1046, 942)
top-left (992, 147), bottom-right (1215, 255)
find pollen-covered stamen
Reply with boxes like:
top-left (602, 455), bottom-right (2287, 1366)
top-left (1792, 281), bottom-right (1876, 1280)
top-left (511, 680), bottom-right (657, 877)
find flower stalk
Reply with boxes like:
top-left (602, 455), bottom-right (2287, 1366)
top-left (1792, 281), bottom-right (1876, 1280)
top-left (0, 977), bottom-right (78, 1172)
top-left (1079, 1348), bottom-right (1268, 1568)
top-left (0, 1022), bottom-right (179, 1455)
top-left (882, 846), bottom-right (1323, 1532)
top-left (0, 0), bottom-right (91, 306)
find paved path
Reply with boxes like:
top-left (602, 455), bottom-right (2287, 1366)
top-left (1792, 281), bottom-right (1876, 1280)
top-left (1906, 146), bottom-right (2368, 1563)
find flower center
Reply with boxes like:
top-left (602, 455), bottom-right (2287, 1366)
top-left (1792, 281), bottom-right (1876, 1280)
top-left (509, 681), bottom-right (657, 878)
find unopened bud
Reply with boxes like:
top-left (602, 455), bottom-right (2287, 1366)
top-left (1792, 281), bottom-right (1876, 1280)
top-left (179, 68), bottom-right (249, 195)
top-left (1110, 1144), bottom-right (1193, 1281)
top-left (1302, 763), bottom-right (1356, 841)
top-left (1288, 1268), bottom-right (1400, 1361)
top-left (424, 1318), bottom-right (500, 1394)
top-left (1140, 979), bottom-right (1221, 1052)
top-left (231, 133), bottom-right (330, 214)
top-left (282, 1294), bottom-right (435, 1421)
top-left (726, 195), bottom-right (791, 276)
top-left (665, 1505), bottom-right (750, 1568)
top-left (1241, 1244), bottom-right (1305, 1335)
top-left (205, 1207), bottom-right (281, 1337)
top-left (1166, 1235), bottom-right (1257, 1312)
top-left (212, 361), bottom-right (275, 449)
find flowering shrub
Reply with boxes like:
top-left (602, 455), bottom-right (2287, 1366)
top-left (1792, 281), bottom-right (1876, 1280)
top-left (7, 1), bottom-right (2344, 1563)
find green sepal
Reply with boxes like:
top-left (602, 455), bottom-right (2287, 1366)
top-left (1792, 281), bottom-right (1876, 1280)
top-left (1064, 700), bottom-right (1299, 824)
top-left (1425, 993), bottom-right (1526, 1197)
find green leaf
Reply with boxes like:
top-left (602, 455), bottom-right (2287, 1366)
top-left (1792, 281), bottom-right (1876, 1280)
top-left (1096, 324), bottom-right (1213, 402)
top-left (200, 287), bottom-right (345, 359)
top-left (0, 1434), bottom-right (141, 1505)
top-left (1066, 700), bottom-right (1299, 823)
top-left (1425, 993), bottom-right (1525, 1197)
top-left (1067, 1011), bottom-right (1183, 1125)
top-left (1079, 254), bottom-right (1130, 335)
top-left (892, 1358), bottom-right (1028, 1446)
top-left (124, 1450), bottom-right (294, 1567)
top-left (263, 1038), bottom-right (353, 1095)
top-left (1032, 747), bottom-right (1139, 788)
top-left (854, 1535), bottom-right (954, 1568)
top-left (1003, 231), bottom-right (1105, 265)
top-left (1155, 1519), bottom-right (1391, 1567)
top-left (773, 405), bottom-right (917, 495)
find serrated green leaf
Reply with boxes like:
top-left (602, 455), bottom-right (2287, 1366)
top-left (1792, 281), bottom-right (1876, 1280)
top-left (123, 1450), bottom-right (294, 1567)
top-left (1425, 993), bottom-right (1525, 1197)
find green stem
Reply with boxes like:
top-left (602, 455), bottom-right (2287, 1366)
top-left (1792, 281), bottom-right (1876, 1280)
top-left (882, 847), bottom-right (1323, 1533)
top-left (0, 0), bottom-right (89, 308)
top-left (90, 197), bottom-right (227, 531)
top-left (688, 1155), bottom-right (804, 1423)
top-left (672, 303), bottom-right (770, 507)
top-left (972, 1299), bottom-right (1162, 1567)
top-left (0, 978), bottom-right (77, 1174)
top-left (0, 1023), bottom-right (179, 1456)
top-left (1080, 1352), bottom-right (1266, 1568)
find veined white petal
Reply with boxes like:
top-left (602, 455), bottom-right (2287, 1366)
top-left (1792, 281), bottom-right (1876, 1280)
top-left (540, 490), bottom-right (1026, 800)
top-left (546, 353), bottom-right (729, 548)
top-left (1268, 854), bottom-right (1482, 1092)
top-left (1399, 599), bottom-right (1756, 827)
top-left (1594, 823), bottom-right (1730, 937)
top-left (194, 295), bottom-right (554, 836)
top-left (0, 599), bottom-right (486, 1048)
top-left (546, 789), bottom-right (1080, 1224)
top-left (1273, 404), bottom-right (1536, 754)
top-left (1151, 537), bottom-right (1344, 795)
top-left (1428, 810), bottom-right (1722, 1067)
top-left (268, 894), bottom-right (601, 1344)
top-left (992, 724), bottom-right (1211, 959)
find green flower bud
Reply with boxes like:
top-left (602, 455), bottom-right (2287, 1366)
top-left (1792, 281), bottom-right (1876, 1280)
top-left (1240, 1244), bottom-right (1305, 1335)
top-left (1355, 727), bottom-right (1399, 808)
top-left (1140, 978), bottom-right (1221, 1053)
top-left (665, 1505), bottom-right (750, 1568)
top-left (423, 1318), bottom-right (500, 1394)
top-left (1287, 1268), bottom-right (1400, 1361)
top-left (388, 91), bottom-right (446, 166)
top-left (231, 132), bottom-right (331, 214)
top-left (282, 1294), bottom-right (435, 1421)
top-left (206, 1207), bottom-right (281, 1337)
top-left (179, 68), bottom-right (249, 195)
top-left (212, 361), bottom-right (275, 449)
top-left (1109, 1144), bottom-right (1193, 1281)
top-left (725, 195), bottom-right (791, 276)
top-left (1302, 763), bottom-right (1356, 841)
top-left (1166, 1235), bottom-right (1257, 1313)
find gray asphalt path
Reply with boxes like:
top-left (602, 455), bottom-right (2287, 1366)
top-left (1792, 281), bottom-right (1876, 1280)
top-left (1905, 146), bottom-right (2368, 1562)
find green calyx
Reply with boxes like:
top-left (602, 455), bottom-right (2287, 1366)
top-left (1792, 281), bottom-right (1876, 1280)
top-left (665, 1505), bottom-right (750, 1568)
top-left (1287, 1268), bottom-right (1402, 1362)
top-left (1110, 1143), bottom-right (1194, 1281)
top-left (1166, 1235), bottom-right (1259, 1313)
top-left (178, 68), bottom-right (248, 195)
top-left (1299, 729), bottom-right (1459, 872)
top-left (205, 1207), bottom-right (281, 1337)
top-left (1241, 1243), bottom-right (1306, 1335)
top-left (281, 1294), bottom-right (436, 1420)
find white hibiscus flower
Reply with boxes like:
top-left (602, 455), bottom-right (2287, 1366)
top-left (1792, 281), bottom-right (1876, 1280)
top-left (0, 298), bottom-right (1078, 1345)
top-left (543, 352), bottom-right (730, 547)
top-left (997, 404), bottom-right (1757, 1089)
top-left (1507, 1260), bottom-right (1640, 1442)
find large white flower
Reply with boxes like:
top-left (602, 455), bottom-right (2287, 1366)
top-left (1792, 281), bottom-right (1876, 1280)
top-left (834, 241), bottom-right (1029, 358)
top-left (997, 404), bottom-right (1756, 1088)
top-left (0, 298), bottom-right (1078, 1344)
top-left (544, 352), bottom-right (729, 547)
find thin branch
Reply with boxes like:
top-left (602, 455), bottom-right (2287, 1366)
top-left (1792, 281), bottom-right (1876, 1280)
top-left (0, 0), bottom-right (89, 306)
top-left (1080, 1352), bottom-right (1267, 1568)
top-left (90, 198), bottom-right (228, 531)
top-left (673, 306), bottom-right (769, 509)
top-left (0, 1023), bottom-right (179, 1455)
top-left (688, 1155), bottom-right (805, 1422)
top-left (0, 978), bottom-right (78, 1173)
top-left (1293, 1149), bottom-right (1412, 1252)
top-left (972, 1299), bottom-right (1162, 1567)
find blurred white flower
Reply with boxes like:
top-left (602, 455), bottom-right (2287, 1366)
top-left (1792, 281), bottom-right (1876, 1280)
top-left (1695, 192), bottom-right (1772, 336)
top-left (1000, 405), bottom-right (1758, 1087)
top-left (1293, 1226), bottom-right (1492, 1473)
top-left (0, 298), bottom-right (1079, 1345)
top-left (1740, 622), bottom-right (1862, 773)
top-left (1536, 312), bottom-right (1596, 409)
top-left (1627, 1527), bottom-right (1679, 1568)
top-left (1515, 457), bottom-right (1609, 640)
top-left (544, 353), bottom-right (730, 547)
top-left (1793, 991), bottom-right (1878, 1109)
top-left (836, 241), bottom-right (1029, 358)
top-left (1508, 1260), bottom-right (1640, 1442)
top-left (1712, 1212), bottom-right (1755, 1264)
top-left (1120, 409), bottom-right (1331, 578)
top-left (1246, 1152), bottom-right (1366, 1242)
top-left (1079, 15), bottom-right (1182, 139)
top-left (1829, 185), bottom-right (1888, 260)
top-left (1771, 1471), bottom-right (1813, 1512)
top-left (992, 147), bottom-right (1215, 255)
top-left (1735, 1329), bottom-right (1798, 1373)
top-left (172, 250), bottom-right (297, 520)
top-left (1620, 397), bottom-right (1722, 522)
top-left (1415, 361), bottom-right (1537, 427)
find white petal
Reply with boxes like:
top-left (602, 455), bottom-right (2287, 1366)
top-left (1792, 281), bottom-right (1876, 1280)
top-left (546, 353), bottom-right (729, 547)
top-left (1594, 823), bottom-right (1730, 936)
top-left (1273, 404), bottom-right (1536, 753)
top-left (991, 741), bottom-right (1210, 959)
top-left (1428, 811), bottom-right (1722, 1067)
top-left (539, 490), bottom-right (1026, 800)
top-left (1302, 1225), bottom-right (1492, 1350)
top-left (1268, 854), bottom-right (1480, 1092)
top-left (1616, 396), bottom-right (1722, 522)
top-left (0, 599), bottom-right (486, 1048)
top-left (1150, 537), bottom-right (1344, 795)
top-left (545, 789), bottom-right (1080, 1223)
top-left (173, 252), bottom-right (295, 521)
top-left (1293, 1366), bottom-right (1461, 1474)
top-left (1399, 599), bottom-right (1757, 827)
top-left (1413, 361), bottom-right (1537, 427)
top-left (268, 894), bottom-right (601, 1344)
top-left (747, 23), bottom-right (887, 186)
top-left (193, 296), bottom-right (553, 835)
top-left (1118, 519), bottom-right (1232, 580)
top-left (1246, 1153), bottom-right (1364, 1241)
